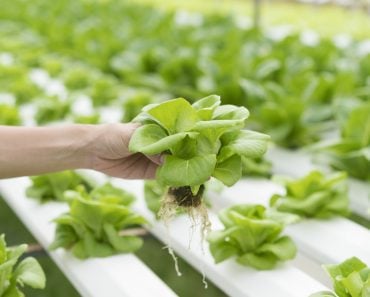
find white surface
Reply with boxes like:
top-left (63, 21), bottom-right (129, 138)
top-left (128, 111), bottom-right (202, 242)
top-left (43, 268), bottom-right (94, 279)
top-left (0, 177), bottom-right (177, 297)
top-left (266, 146), bottom-right (370, 218)
top-left (107, 178), bottom-right (328, 297)
top-left (210, 178), bottom-right (370, 269)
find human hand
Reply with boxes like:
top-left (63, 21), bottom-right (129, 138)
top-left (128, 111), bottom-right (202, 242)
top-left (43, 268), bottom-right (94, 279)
top-left (88, 123), bottom-right (162, 179)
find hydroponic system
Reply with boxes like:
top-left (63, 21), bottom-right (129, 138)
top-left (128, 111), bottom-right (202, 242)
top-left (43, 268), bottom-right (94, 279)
top-left (0, 0), bottom-right (369, 297)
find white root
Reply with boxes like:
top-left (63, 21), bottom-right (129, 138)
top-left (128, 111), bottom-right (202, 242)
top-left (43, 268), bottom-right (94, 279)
top-left (158, 189), bottom-right (212, 288)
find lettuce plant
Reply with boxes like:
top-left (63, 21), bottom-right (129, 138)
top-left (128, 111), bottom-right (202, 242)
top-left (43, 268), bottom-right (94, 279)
top-left (0, 234), bottom-right (46, 297)
top-left (129, 95), bottom-right (270, 207)
top-left (270, 171), bottom-right (349, 219)
top-left (207, 204), bottom-right (297, 270)
top-left (310, 257), bottom-right (370, 297)
top-left (50, 185), bottom-right (145, 259)
top-left (26, 171), bottom-right (93, 203)
top-left (316, 103), bottom-right (370, 181)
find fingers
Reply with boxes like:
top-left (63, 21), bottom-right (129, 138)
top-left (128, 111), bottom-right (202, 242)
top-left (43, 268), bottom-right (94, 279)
top-left (142, 162), bottom-right (159, 179)
top-left (124, 122), bottom-right (140, 138)
top-left (146, 154), bottom-right (164, 165)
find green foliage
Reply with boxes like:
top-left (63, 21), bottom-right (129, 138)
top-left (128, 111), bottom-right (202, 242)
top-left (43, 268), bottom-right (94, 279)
top-left (122, 92), bottom-right (158, 123)
top-left (256, 98), bottom-right (320, 149)
top-left (9, 78), bottom-right (41, 105)
top-left (0, 104), bottom-right (20, 126)
top-left (130, 95), bottom-right (269, 190)
top-left (26, 171), bottom-right (93, 203)
top-left (270, 171), bottom-right (349, 219)
top-left (207, 204), bottom-right (297, 270)
top-left (310, 257), bottom-right (370, 297)
top-left (0, 0), bottom-right (368, 179)
top-left (72, 113), bottom-right (100, 124)
top-left (317, 103), bottom-right (370, 181)
top-left (50, 185), bottom-right (145, 259)
top-left (241, 156), bottom-right (272, 177)
top-left (63, 67), bottom-right (92, 90)
top-left (144, 180), bottom-right (165, 218)
top-left (0, 234), bottom-right (46, 297)
top-left (34, 97), bottom-right (70, 125)
top-left (89, 77), bottom-right (119, 107)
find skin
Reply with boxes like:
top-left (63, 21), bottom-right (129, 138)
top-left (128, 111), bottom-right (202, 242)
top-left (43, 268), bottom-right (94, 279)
top-left (0, 123), bottom-right (162, 179)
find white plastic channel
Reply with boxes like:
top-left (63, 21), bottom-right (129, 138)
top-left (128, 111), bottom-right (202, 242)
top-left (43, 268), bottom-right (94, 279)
top-left (104, 177), bottom-right (329, 297)
top-left (266, 146), bottom-right (370, 218)
top-left (0, 177), bottom-right (177, 297)
top-left (209, 178), bottom-right (370, 268)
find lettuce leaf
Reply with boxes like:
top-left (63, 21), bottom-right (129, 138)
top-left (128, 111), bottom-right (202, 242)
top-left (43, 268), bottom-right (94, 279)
top-left (26, 171), bottom-right (93, 203)
top-left (310, 257), bottom-right (370, 297)
top-left (50, 186), bottom-right (145, 259)
top-left (129, 96), bottom-right (270, 188)
top-left (0, 234), bottom-right (45, 296)
top-left (316, 103), bottom-right (370, 181)
top-left (270, 171), bottom-right (349, 219)
top-left (207, 204), bottom-right (296, 270)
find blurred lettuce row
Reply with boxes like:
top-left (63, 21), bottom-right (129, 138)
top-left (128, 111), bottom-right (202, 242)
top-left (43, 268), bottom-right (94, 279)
top-left (314, 103), bottom-right (370, 182)
top-left (0, 234), bottom-right (46, 296)
top-left (270, 170), bottom-right (349, 219)
top-left (207, 204), bottom-right (297, 270)
top-left (1, 0), bottom-right (369, 149)
top-left (50, 184), bottom-right (145, 259)
top-left (0, 29), bottom-right (165, 126)
top-left (310, 257), bottom-right (370, 297)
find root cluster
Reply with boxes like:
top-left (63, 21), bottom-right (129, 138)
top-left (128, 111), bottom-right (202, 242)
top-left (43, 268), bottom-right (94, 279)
top-left (158, 185), bottom-right (212, 281)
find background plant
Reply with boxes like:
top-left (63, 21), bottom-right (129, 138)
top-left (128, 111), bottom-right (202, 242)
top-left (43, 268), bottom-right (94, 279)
top-left (0, 234), bottom-right (46, 297)
top-left (207, 204), bottom-right (297, 270)
top-left (270, 171), bottom-right (349, 219)
top-left (310, 257), bottom-right (370, 297)
top-left (26, 171), bottom-right (93, 203)
top-left (50, 184), bottom-right (145, 259)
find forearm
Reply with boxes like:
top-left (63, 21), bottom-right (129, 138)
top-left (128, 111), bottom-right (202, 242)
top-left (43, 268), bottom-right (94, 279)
top-left (0, 125), bottom-right (97, 178)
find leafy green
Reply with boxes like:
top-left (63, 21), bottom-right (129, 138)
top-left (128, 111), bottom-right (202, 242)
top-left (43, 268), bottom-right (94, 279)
top-left (26, 171), bottom-right (93, 203)
top-left (73, 113), bottom-right (100, 124)
top-left (255, 98), bottom-right (320, 149)
top-left (309, 257), bottom-right (370, 297)
top-left (63, 66), bottom-right (92, 90)
top-left (34, 97), bottom-right (70, 125)
top-left (89, 76), bottom-right (119, 107)
top-left (316, 103), bottom-right (370, 181)
top-left (0, 104), bottom-right (20, 126)
top-left (270, 171), bottom-right (349, 219)
top-left (50, 186), bottom-right (145, 259)
top-left (144, 180), bottom-right (165, 217)
top-left (0, 234), bottom-right (45, 296)
top-left (241, 156), bottom-right (272, 177)
top-left (207, 204), bottom-right (297, 270)
top-left (122, 92), bottom-right (157, 123)
top-left (129, 96), bottom-right (269, 190)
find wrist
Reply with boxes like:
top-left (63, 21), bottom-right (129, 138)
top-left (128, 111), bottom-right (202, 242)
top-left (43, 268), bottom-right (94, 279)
top-left (73, 124), bottom-right (101, 170)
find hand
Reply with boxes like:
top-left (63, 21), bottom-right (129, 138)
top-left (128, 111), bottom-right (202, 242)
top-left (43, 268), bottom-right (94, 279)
top-left (89, 123), bottom-right (162, 179)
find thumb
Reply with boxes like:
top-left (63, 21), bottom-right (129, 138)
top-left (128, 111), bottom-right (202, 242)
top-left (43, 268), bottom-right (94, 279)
top-left (146, 153), bottom-right (165, 165)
